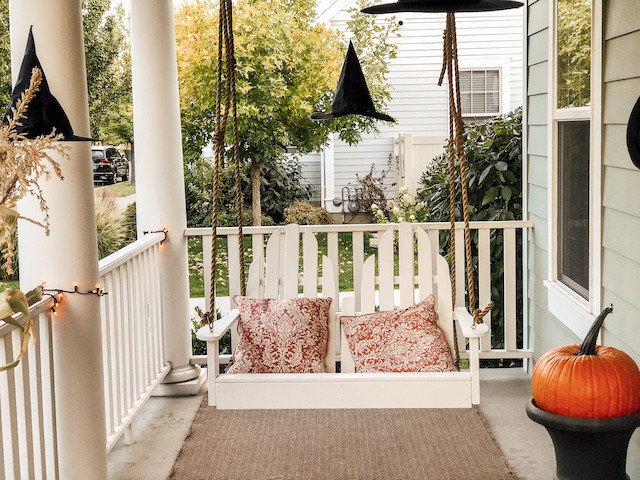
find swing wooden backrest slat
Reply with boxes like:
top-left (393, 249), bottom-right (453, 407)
top-left (197, 222), bottom-right (488, 409)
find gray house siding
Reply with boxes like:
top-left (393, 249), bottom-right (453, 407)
top-left (526, 0), bottom-right (577, 360)
top-left (527, 0), bottom-right (640, 472)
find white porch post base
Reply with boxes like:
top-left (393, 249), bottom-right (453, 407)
top-left (153, 368), bottom-right (207, 397)
top-left (131, 0), bottom-right (200, 392)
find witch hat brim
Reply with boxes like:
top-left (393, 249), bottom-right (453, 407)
top-left (3, 27), bottom-right (93, 142)
top-left (362, 0), bottom-right (523, 14)
top-left (311, 41), bottom-right (395, 123)
top-left (627, 96), bottom-right (640, 170)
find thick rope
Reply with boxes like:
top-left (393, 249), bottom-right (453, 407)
top-left (438, 14), bottom-right (494, 338)
top-left (438, 23), bottom-right (460, 366)
top-left (198, 0), bottom-right (246, 331)
top-left (222, 0), bottom-right (247, 296)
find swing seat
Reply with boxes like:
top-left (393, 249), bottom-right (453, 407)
top-left (197, 223), bottom-right (488, 409)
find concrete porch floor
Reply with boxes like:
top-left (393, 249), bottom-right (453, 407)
top-left (107, 368), bottom-right (556, 480)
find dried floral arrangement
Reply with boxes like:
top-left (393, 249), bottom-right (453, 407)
top-left (0, 66), bottom-right (70, 370)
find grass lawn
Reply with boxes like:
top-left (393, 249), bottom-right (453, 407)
top-left (0, 279), bottom-right (19, 291)
top-left (95, 180), bottom-right (135, 197)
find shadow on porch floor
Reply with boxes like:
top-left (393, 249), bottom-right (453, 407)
top-left (107, 369), bottom-right (555, 480)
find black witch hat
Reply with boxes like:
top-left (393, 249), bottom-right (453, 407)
top-left (3, 27), bottom-right (92, 141)
top-left (627, 96), bottom-right (640, 170)
top-left (311, 41), bottom-right (395, 123)
top-left (362, 0), bottom-right (523, 14)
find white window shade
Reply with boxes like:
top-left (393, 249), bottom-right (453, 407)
top-left (459, 69), bottom-right (501, 116)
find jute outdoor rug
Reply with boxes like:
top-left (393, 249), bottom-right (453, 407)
top-left (170, 399), bottom-right (516, 480)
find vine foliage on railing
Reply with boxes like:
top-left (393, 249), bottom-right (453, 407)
top-left (0, 286), bottom-right (42, 372)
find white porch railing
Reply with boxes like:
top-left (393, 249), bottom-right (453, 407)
top-left (0, 232), bottom-right (170, 477)
top-left (99, 232), bottom-right (170, 452)
top-left (186, 221), bottom-right (534, 363)
top-left (0, 297), bottom-right (58, 479)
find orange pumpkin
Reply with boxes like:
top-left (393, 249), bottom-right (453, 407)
top-left (532, 306), bottom-right (640, 418)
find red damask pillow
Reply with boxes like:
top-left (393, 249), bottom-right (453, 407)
top-left (340, 295), bottom-right (456, 373)
top-left (226, 296), bottom-right (332, 374)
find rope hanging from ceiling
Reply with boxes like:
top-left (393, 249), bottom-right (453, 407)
top-left (437, 13), bottom-right (494, 363)
top-left (196, 0), bottom-right (246, 332)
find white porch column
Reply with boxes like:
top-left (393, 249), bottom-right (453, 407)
top-left (10, 1), bottom-right (107, 479)
top-left (130, 0), bottom-right (203, 392)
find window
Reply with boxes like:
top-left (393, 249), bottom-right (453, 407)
top-left (550, 0), bottom-right (597, 305)
top-left (460, 69), bottom-right (501, 117)
top-left (557, 121), bottom-right (590, 298)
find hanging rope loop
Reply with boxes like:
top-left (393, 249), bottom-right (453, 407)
top-left (197, 0), bottom-right (246, 333)
top-left (439, 13), bottom-right (493, 353)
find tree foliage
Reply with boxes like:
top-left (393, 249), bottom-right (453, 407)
top-left (556, 0), bottom-right (590, 109)
top-left (0, 0), bottom-right (11, 109)
top-left (82, 0), bottom-right (133, 144)
top-left (0, 0), bottom-right (133, 144)
top-left (175, 0), bottom-right (398, 223)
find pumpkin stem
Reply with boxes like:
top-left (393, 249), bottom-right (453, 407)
top-left (577, 305), bottom-right (613, 356)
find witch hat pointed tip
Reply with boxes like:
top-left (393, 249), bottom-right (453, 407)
top-left (311, 41), bottom-right (395, 123)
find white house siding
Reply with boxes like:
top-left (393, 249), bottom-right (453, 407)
top-left (527, 0), bottom-right (640, 473)
top-left (303, 2), bottom-right (524, 212)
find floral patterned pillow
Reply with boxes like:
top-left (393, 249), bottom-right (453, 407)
top-left (226, 296), bottom-right (333, 374)
top-left (340, 294), bottom-right (456, 373)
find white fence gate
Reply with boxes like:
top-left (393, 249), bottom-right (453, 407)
top-left (394, 134), bottom-right (447, 197)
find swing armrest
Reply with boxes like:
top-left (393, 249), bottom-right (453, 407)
top-left (454, 307), bottom-right (490, 338)
top-left (196, 309), bottom-right (240, 342)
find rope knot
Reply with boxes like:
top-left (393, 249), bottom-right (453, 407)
top-left (472, 301), bottom-right (494, 325)
top-left (195, 306), bottom-right (215, 332)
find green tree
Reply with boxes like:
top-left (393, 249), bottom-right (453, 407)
top-left (0, 0), bottom-right (133, 145)
top-left (176, 0), bottom-right (398, 225)
top-left (0, 0), bottom-right (11, 109)
top-left (83, 0), bottom-right (133, 144)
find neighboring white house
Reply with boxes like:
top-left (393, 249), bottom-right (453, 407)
top-left (302, 0), bottom-right (524, 213)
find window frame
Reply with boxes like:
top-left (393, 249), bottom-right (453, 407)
top-left (545, 0), bottom-right (603, 337)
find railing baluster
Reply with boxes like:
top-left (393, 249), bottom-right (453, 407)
top-left (228, 234), bottom-right (241, 301)
top-left (478, 228), bottom-right (492, 352)
top-left (12, 329), bottom-right (31, 479)
top-left (504, 227), bottom-right (517, 352)
top-left (454, 226), bottom-right (466, 309)
top-left (327, 232), bottom-right (339, 308)
top-left (352, 231), bottom-right (364, 312)
top-left (38, 311), bottom-right (58, 479)
top-left (0, 336), bottom-right (17, 478)
top-left (202, 235), bottom-right (213, 311)
top-left (27, 318), bottom-right (43, 480)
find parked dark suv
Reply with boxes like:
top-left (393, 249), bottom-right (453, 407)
top-left (92, 146), bottom-right (129, 185)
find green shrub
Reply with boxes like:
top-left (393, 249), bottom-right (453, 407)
top-left (95, 191), bottom-right (127, 259)
top-left (417, 108), bottom-right (523, 361)
top-left (184, 154), bottom-right (311, 227)
top-left (284, 201), bottom-right (332, 225)
top-left (122, 202), bottom-right (137, 245)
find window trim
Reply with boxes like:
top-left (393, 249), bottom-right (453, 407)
top-left (545, 0), bottom-right (602, 336)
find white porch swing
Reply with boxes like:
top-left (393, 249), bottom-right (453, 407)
top-left (196, 0), bottom-right (522, 410)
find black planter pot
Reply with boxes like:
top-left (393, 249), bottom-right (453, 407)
top-left (526, 398), bottom-right (640, 480)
